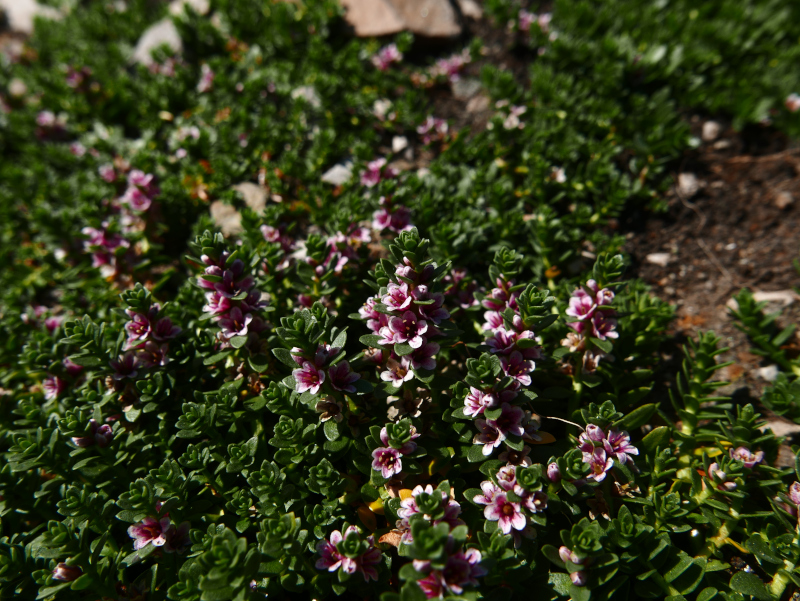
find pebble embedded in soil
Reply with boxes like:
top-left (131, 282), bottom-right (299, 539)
top-left (774, 190), bottom-right (795, 210)
top-left (646, 252), bottom-right (671, 267)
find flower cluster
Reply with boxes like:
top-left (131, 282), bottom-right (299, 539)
top-left (395, 484), bottom-right (465, 544)
top-left (483, 276), bottom-right (542, 391)
top-left (292, 343), bottom-right (360, 395)
top-left (110, 301), bottom-right (180, 379)
top-left (35, 110), bottom-right (67, 140)
top-left (577, 425), bottom-right (638, 483)
top-left (372, 196), bottom-right (413, 233)
top-left (562, 279), bottom-right (618, 372)
top-left (128, 515), bottom-right (190, 553)
top-left (474, 464), bottom-right (547, 539)
top-left (417, 116), bottom-right (448, 144)
top-left (415, 544), bottom-right (485, 599)
top-left (371, 424), bottom-right (420, 479)
top-left (71, 418), bottom-right (113, 448)
top-left (360, 157), bottom-right (398, 188)
top-left (430, 48), bottom-right (471, 83)
top-left (371, 43), bottom-right (403, 71)
top-left (316, 526), bottom-right (381, 582)
top-left (197, 250), bottom-right (268, 346)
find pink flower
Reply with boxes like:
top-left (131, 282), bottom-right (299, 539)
top-left (417, 116), bottom-right (448, 144)
top-left (385, 311), bottom-right (428, 349)
top-left (474, 418), bottom-right (505, 456)
top-left (218, 307), bottom-right (253, 339)
top-left (197, 63), bottom-right (215, 93)
top-left (379, 425), bottom-right (419, 455)
top-left (63, 358), bottom-right (83, 377)
top-left (500, 351), bottom-right (534, 386)
top-left (496, 465), bottom-right (517, 491)
top-left (121, 186), bottom-right (153, 212)
top-left (328, 361), bottom-right (360, 393)
top-left (124, 310), bottom-right (152, 348)
top-left (137, 341), bottom-right (169, 368)
top-left (463, 387), bottom-right (497, 418)
top-left (43, 376), bottom-right (66, 400)
top-left (518, 9), bottom-right (536, 32)
top-left (585, 447), bottom-right (613, 482)
top-left (52, 563), bottom-right (82, 581)
top-left (152, 317), bottom-right (181, 341)
top-left (473, 479), bottom-right (501, 506)
top-left (71, 419), bottom-right (113, 448)
top-left (383, 282), bottom-right (412, 311)
top-left (431, 49), bottom-right (470, 82)
top-left (98, 164), bottom-right (116, 182)
top-left (164, 521), bottom-right (191, 553)
top-left (380, 357), bottom-right (414, 386)
top-left (372, 446), bottom-right (403, 478)
top-left (409, 341), bottom-right (440, 371)
top-left (789, 482), bottom-right (800, 505)
top-left (203, 291), bottom-right (232, 316)
top-left (316, 527), bottom-right (381, 582)
top-left (483, 491), bottom-right (525, 534)
top-left (361, 157), bottom-right (389, 188)
top-left (293, 361), bottom-right (326, 394)
top-left (371, 43), bottom-right (403, 71)
top-left (730, 446), bottom-right (764, 469)
top-left (128, 516), bottom-right (171, 550)
top-left (708, 463), bottom-right (737, 491)
top-left (110, 352), bottom-right (139, 380)
top-left (547, 462), bottom-right (561, 482)
top-left (786, 93), bottom-right (800, 113)
top-left (604, 429), bottom-right (638, 465)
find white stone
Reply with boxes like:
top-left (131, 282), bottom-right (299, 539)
top-left (760, 419), bottom-right (800, 437)
top-left (0, 0), bottom-right (63, 35)
top-left (321, 161), bottom-right (353, 185)
top-left (387, 0), bottom-right (462, 37)
top-left (646, 253), bottom-right (671, 267)
top-left (774, 191), bottom-right (795, 210)
top-left (751, 290), bottom-right (799, 306)
top-left (392, 136), bottom-right (408, 153)
top-left (169, 0), bottom-right (210, 17)
top-left (290, 86), bottom-right (321, 109)
top-left (701, 120), bottom-right (721, 142)
top-left (758, 365), bottom-right (779, 382)
top-left (8, 78), bottom-right (27, 98)
top-left (340, 0), bottom-right (405, 37)
top-left (209, 202), bottom-right (242, 236)
top-left (132, 19), bottom-right (182, 66)
top-left (232, 182), bottom-right (267, 213)
top-left (457, 0), bottom-right (483, 19)
top-left (677, 172), bottom-right (699, 198)
top-left (451, 78), bottom-right (482, 100)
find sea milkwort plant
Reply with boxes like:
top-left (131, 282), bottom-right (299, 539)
top-left (1, 221), bottom-right (797, 601)
top-left (3, 1), bottom-right (800, 598)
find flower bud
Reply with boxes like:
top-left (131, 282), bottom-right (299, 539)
top-left (52, 562), bottom-right (82, 582)
top-left (558, 546), bottom-right (572, 563)
top-left (570, 571), bottom-right (587, 586)
top-left (547, 462), bottom-right (561, 482)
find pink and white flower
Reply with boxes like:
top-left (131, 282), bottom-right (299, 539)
top-left (371, 43), bottom-right (403, 71)
top-left (293, 361), bottom-right (326, 394)
top-left (371, 446), bottom-right (403, 478)
top-left (730, 446), bottom-right (764, 469)
top-left (483, 491), bottom-right (525, 534)
top-left (128, 516), bottom-right (171, 550)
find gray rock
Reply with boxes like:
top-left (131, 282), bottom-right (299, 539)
top-left (0, 0), bottom-right (63, 35)
top-left (232, 182), bottom-right (267, 214)
top-left (210, 202), bottom-right (242, 236)
top-left (451, 77), bottom-right (482, 100)
top-left (132, 19), bottom-right (182, 66)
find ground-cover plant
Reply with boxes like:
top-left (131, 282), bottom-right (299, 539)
top-left (1, 1), bottom-right (800, 600)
